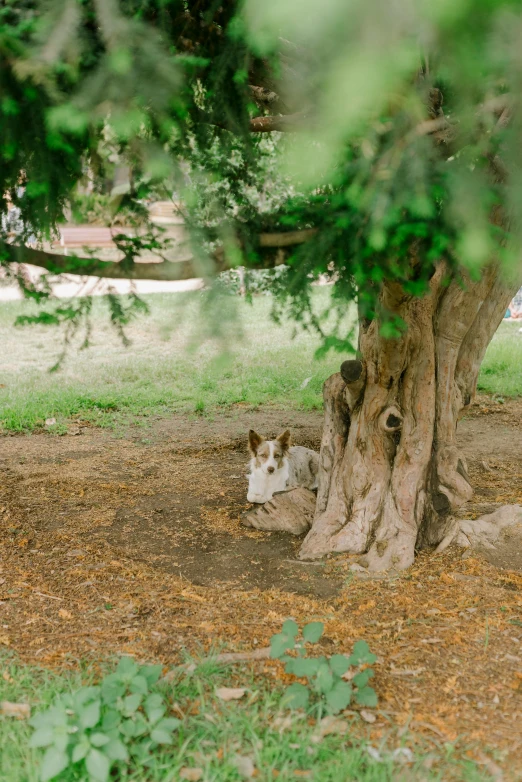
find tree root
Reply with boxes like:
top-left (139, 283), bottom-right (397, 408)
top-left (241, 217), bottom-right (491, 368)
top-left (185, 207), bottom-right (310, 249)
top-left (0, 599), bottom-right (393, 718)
top-left (455, 505), bottom-right (522, 550)
top-left (240, 487), bottom-right (316, 535)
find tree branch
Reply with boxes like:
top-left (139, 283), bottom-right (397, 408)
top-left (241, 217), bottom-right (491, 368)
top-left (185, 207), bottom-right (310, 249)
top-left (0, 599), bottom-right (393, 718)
top-left (1, 228), bottom-right (318, 281)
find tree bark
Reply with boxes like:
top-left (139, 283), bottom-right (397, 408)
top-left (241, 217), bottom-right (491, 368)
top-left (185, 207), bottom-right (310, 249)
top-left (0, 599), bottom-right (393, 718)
top-left (299, 264), bottom-right (521, 570)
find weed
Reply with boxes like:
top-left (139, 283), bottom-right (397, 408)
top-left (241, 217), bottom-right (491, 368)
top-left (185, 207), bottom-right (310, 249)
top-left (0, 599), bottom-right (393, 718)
top-left (28, 657), bottom-right (178, 782)
top-left (270, 621), bottom-right (377, 715)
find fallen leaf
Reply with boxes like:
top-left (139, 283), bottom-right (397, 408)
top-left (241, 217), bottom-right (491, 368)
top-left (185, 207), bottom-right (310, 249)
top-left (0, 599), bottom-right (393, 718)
top-left (317, 716), bottom-right (349, 736)
top-left (58, 609), bottom-right (72, 620)
top-left (391, 748), bottom-right (414, 764)
top-left (179, 769), bottom-right (203, 782)
top-left (0, 701), bottom-right (30, 719)
top-left (231, 754), bottom-right (256, 778)
top-left (0, 635), bottom-right (10, 646)
top-left (272, 714), bottom-right (294, 732)
top-left (215, 687), bottom-right (246, 702)
top-left (360, 710), bottom-right (376, 724)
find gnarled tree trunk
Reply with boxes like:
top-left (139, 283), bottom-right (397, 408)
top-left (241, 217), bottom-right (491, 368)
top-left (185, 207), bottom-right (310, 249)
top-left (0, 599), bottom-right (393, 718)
top-left (299, 264), bottom-right (520, 570)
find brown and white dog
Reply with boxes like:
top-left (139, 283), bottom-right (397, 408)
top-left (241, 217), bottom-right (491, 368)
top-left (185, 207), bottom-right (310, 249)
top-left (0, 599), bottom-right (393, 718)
top-left (247, 429), bottom-right (319, 504)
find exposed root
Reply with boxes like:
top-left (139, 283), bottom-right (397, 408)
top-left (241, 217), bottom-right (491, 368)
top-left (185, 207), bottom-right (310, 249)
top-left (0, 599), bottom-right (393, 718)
top-left (241, 487), bottom-right (316, 535)
top-left (455, 505), bottom-right (522, 550)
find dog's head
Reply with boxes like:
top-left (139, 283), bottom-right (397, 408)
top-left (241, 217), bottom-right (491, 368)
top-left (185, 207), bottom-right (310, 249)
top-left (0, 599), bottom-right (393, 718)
top-left (248, 429), bottom-right (291, 474)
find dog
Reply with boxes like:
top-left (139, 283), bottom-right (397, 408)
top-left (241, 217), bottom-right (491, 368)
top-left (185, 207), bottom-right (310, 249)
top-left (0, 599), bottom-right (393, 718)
top-left (247, 429), bottom-right (319, 504)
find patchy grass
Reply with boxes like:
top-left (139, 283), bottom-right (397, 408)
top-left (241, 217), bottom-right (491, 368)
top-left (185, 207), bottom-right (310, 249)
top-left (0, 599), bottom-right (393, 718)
top-left (0, 290), bottom-right (351, 433)
top-left (477, 320), bottom-right (522, 398)
top-left (0, 653), bottom-right (489, 782)
top-left (0, 291), bottom-right (520, 433)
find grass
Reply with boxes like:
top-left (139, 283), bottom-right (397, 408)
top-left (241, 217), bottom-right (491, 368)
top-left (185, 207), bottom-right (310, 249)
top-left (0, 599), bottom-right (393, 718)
top-left (476, 319), bottom-right (522, 397)
top-left (0, 291), bottom-right (520, 433)
top-left (0, 290), bottom-right (350, 433)
top-left (0, 653), bottom-right (490, 782)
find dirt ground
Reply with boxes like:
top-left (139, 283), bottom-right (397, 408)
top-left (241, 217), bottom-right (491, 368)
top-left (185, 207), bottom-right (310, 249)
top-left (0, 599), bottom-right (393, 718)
top-left (1, 398), bottom-right (522, 772)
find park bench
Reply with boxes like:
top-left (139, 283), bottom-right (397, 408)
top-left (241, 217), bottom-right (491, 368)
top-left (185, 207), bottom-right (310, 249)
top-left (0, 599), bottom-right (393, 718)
top-left (50, 226), bottom-right (133, 254)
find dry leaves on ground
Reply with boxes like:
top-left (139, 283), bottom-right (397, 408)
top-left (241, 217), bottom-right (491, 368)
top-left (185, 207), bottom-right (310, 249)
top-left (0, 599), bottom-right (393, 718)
top-left (0, 701), bottom-right (30, 718)
top-left (215, 687), bottom-right (247, 702)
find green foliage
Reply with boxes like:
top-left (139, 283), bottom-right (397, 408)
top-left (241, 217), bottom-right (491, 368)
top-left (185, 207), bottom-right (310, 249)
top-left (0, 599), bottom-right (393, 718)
top-left (1, 0), bottom-right (522, 349)
top-left (2, 653), bottom-right (488, 782)
top-left (270, 621), bottom-right (377, 715)
top-left (28, 657), bottom-right (179, 781)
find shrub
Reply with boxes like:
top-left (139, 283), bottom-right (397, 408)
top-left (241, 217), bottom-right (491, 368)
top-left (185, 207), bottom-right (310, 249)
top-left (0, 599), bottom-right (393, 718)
top-left (29, 657), bottom-right (179, 782)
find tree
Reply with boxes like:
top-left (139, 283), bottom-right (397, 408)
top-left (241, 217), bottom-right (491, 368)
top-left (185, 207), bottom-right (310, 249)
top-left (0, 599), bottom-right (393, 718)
top-left (1, 0), bottom-right (522, 569)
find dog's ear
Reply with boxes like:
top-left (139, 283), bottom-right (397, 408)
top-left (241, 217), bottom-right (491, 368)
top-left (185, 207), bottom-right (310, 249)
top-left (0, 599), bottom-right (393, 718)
top-left (248, 429), bottom-right (264, 454)
top-left (276, 429), bottom-right (291, 452)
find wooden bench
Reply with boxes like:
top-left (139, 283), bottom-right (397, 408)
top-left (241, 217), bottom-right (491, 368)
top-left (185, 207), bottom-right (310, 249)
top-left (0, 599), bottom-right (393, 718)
top-left (50, 226), bottom-right (133, 254)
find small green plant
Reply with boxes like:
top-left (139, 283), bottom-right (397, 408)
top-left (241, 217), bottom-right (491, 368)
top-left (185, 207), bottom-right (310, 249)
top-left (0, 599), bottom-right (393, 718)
top-left (29, 657), bottom-right (180, 782)
top-left (270, 620), bottom-right (377, 714)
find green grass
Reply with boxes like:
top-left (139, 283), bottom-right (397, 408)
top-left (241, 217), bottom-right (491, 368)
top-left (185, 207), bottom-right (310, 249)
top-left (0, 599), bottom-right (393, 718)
top-left (0, 290), bottom-right (351, 433)
top-left (0, 291), bottom-right (520, 433)
top-left (477, 320), bottom-right (522, 397)
top-left (0, 653), bottom-right (490, 782)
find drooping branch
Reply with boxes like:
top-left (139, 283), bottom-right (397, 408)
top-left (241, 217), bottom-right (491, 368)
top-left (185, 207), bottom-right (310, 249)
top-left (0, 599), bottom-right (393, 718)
top-left (1, 244), bottom-right (201, 281)
top-left (1, 227), bottom-right (318, 281)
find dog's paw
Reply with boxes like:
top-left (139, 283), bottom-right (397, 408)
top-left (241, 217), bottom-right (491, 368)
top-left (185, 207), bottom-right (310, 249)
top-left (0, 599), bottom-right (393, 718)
top-left (247, 494), bottom-right (267, 505)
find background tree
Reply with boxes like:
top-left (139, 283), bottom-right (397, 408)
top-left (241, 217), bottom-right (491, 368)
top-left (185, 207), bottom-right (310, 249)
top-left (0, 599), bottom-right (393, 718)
top-left (1, 0), bottom-right (521, 568)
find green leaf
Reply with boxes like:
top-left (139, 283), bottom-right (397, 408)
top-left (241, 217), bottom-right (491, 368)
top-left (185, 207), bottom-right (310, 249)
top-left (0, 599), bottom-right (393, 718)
top-left (325, 680), bottom-right (353, 714)
top-left (39, 747), bottom-right (68, 782)
top-left (329, 654), bottom-right (350, 677)
top-left (79, 700), bottom-right (101, 729)
top-left (285, 657), bottom-right (320, 678)
top-left (101, 709), bottom-right (121, 731)
top-left (352, 669), bottom-right (374, 689)
top-left (302, 622), bottom-right (324, 643)
top-left (140, 664), bottom-right (163, 686)
top-left (72, 741), bottom-right (90, 763)
top-left (348, 640), bottom-right (377, 666)
top-left (101, 675), bottom-right (126, 703)
top-left (104, 738), bottom-right (129, 762)
top-left (29, 726), bottom-right (55, 748)
top-left (122, 693), bottom-right (142, 715)
top-left (75, 687), bottom-right (101, 708)
top-left (85, 748), bottom-right (111, 782)
top-left (150, 727), bottom-right (174, 745)
top-left (282, 682), bottom-right (309, 710)
top-left (144, 694), bottom-right (166, 724)
top-left (316, 662), bottom-right (334, 694)
top-left (129, 675), bottom-right (149, 695)
top-left (90, 732), bottom-right (110, 748)
top-left (116, 656), bottom-right (139, 679)
top-left (155, 717), bottom-right (181, 732)
top-left (132, 713), bottom-right (149, 737)
top-left (270, 632), bottom-right (293, 659)
top-left (354, 685), bottom-right (378, 708)
top-left (119, 718), bottom-right (137, 738)
top-left (282, 619), bottom-right (299, 638)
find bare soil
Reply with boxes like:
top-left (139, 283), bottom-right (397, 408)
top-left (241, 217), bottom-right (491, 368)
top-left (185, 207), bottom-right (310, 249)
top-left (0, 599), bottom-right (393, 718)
top-left (1, 397), bottom-right (522, 771)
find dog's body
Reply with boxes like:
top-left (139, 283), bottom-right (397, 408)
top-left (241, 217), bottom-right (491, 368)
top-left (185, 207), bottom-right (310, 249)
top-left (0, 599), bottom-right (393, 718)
top-left (247, 429), bottom-right (319, 504)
